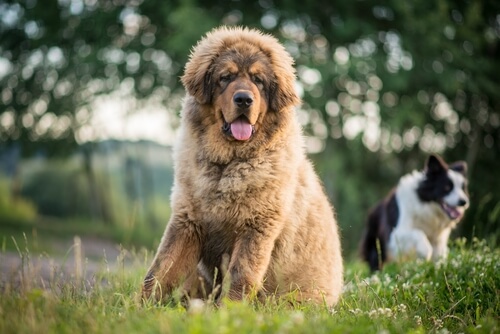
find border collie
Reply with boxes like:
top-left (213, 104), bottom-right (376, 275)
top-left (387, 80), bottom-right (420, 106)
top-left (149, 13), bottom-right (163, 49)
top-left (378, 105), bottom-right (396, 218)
top-left (360, 155), bottom-right (469, 271)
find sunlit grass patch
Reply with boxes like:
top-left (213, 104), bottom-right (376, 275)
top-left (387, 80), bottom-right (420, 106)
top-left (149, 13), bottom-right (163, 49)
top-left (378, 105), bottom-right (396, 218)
top-left (341, 238), bottom-right (499, 332)
top-left (0, 238), bottom-right (498, 333)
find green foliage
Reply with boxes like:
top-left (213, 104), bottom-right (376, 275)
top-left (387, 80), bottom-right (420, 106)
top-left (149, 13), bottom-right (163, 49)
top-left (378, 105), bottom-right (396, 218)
top-left (465, 193), bottom-right (500, 246)
top-left (108, 196), bottom-right (169, 249)
top-left (165, 3), bottom-right (219, 62)
top-left (0, 238), bottom-right (498, 333)
top-left (21, 159), bottom-right (96, 218)
top-left (10, 145), bottom-right (172, 248)
top-left (0, 175), bottom-right (36, 225)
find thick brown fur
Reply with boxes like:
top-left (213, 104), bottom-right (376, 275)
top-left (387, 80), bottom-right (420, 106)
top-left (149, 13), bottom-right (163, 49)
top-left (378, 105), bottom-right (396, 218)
top-left (141, 26), bottom-right (343, 305)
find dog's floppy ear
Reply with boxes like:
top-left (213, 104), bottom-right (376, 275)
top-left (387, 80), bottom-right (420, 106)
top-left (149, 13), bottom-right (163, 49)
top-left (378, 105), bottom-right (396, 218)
top-left (269, 79), bottom-right (301, 112)
top-left (425, 154), bottom-right (447, 174)
top-left (449, 161), bottom-right (467, 175)
top-left (261, 37), bottom-right (301, 112)
top-left (181, 59), bottom-right (214, 105)
top-left (181, 29), bottom-right (221, 105)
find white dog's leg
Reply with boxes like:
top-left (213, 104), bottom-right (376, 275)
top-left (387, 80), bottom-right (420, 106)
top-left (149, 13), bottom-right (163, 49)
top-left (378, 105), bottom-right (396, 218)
top-left (431, 228), bottom-right (451, 261)
top-left (389, 228), bottom-right (432, 261)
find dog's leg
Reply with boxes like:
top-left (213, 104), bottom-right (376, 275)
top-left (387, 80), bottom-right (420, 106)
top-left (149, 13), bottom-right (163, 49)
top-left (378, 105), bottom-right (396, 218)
top-left (223, 222), bottom-right (280, 301)
top-left (431, 228), bottom-right (451, 261)
top-left (389, 229), bottom-right (432, 261)
top-left (142, 216), bottom-right (202, 302)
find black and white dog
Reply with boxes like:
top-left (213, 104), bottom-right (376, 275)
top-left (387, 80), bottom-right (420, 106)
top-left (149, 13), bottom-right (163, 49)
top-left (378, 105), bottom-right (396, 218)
top-left (360, 155), bottom-right (469, 271)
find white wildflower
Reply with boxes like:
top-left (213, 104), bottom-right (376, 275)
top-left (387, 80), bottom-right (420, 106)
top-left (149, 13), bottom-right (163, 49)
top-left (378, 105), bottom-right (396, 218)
top-left (349, 308), bottom-right (363, 315)
top-left (397, 304), bottom-right (407, 313)
top-left (367, 308), bottom-right (394, 319)
top-left (342, 281), bottom-right (355, 293)
top-left (290, 311), bottom-right (304, 325)
top-left (432, 317), bottom-right (444, 329)
top-left (188, 298), bottom-right (205, 315)
top-left (369, 275), bottom-right (381, 285)
top-left (381, 308), bottom-right (393, 318)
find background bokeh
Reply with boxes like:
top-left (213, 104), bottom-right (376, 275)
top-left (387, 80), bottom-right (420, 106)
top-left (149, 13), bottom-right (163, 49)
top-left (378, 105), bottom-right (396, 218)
top-left (1, 0), bottom-right (499, 257)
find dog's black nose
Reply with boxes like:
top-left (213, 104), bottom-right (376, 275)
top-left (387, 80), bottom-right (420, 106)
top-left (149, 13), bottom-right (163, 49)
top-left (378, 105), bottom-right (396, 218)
top-left (457, 198), bottom-right (468, 207)
top-left (233, 91), bottom-right (253, 108)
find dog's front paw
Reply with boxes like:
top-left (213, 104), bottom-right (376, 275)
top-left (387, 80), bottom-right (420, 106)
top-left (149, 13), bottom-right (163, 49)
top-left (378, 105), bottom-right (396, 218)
top-left (141, 272), bottom-right (157, 302)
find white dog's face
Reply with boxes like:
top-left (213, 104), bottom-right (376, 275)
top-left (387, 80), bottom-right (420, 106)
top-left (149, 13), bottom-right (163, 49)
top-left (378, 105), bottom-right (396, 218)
top-left (417, 155), bottom-right (469, 221)
top-left (441, 169), bottom-right (469, 220)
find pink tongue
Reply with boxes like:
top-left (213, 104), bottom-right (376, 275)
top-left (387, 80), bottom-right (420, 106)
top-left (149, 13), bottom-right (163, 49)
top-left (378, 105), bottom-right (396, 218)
top-left (230, 118), bottom-right (253, 141)
top-left (447, 207), bottom-right (461, 220)
top-left (442, 203), bottom-right (461, 220)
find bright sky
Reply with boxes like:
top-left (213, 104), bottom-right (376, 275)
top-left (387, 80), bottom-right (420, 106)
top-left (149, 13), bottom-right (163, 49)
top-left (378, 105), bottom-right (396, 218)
top-left (77, 95), bottom-right (177, 146)
top-left (72, 76), bottom-right (179, 146)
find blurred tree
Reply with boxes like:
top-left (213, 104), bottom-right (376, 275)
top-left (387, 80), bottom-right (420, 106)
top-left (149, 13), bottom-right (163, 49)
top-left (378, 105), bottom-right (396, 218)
top-left (1, 0), bottom-right (498, 251)
top-left (245, 0), bottom-right (500, 251)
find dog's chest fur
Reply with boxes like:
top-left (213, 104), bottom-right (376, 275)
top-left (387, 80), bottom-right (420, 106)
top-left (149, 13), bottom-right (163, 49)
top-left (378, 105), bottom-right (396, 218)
top-left (185, 151), bottom-right (292, 280)
top-left (194, 154), bottom-right (281, 216)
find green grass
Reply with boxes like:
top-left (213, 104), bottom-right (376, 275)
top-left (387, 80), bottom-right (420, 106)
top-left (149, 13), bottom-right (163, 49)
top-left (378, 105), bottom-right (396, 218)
top-left (0, 238), bottom-right (498, 334)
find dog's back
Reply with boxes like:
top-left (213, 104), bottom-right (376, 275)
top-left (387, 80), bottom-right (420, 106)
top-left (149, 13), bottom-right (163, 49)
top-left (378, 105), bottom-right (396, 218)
top-left (360, 191), bottom-right (399, 272)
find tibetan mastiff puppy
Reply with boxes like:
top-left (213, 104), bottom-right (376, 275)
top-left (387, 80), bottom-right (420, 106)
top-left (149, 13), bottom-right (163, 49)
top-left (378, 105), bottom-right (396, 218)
top-left (141, 26), bottom-right (343, 305)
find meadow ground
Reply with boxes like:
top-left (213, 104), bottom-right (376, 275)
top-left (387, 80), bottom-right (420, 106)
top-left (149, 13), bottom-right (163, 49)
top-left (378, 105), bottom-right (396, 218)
top-left (0, 235), bottom-right (498, 334)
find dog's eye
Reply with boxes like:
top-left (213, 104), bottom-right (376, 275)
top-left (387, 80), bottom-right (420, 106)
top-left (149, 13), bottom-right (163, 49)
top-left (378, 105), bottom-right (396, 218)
top-left (444, 181), bottom-right (453, 192)
top-left (220, 75), bottom-right (232, 83)
top-left (253, 75), bottom-right (263, 84)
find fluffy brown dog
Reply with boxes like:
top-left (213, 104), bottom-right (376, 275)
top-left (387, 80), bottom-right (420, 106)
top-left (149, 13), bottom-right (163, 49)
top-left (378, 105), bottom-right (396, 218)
top-left (141, 26), bottom-right (343, 305)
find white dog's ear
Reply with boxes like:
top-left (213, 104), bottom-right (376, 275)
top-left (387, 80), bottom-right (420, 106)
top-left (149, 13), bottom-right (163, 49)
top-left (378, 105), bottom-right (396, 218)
top-left (425, 154), bottom-right (447, 174)
top-left (449, 161), bottom-right (467, 174)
